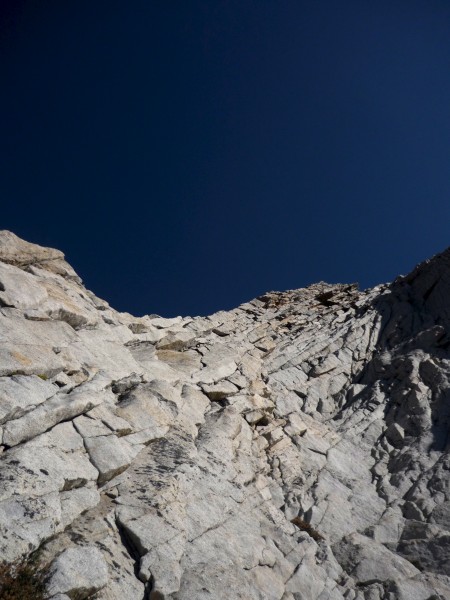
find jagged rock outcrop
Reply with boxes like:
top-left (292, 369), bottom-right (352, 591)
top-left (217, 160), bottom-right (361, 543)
top-left (0, 230), bottom-right (449, 600)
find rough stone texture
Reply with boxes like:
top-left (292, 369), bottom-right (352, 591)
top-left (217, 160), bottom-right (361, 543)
top-left (46, 545), bottom-right (109, 598)
top-left (0, 231), bottom-right (450, 599)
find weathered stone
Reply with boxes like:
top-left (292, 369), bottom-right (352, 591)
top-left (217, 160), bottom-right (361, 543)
top-left (0, 373), bottom-right (57, 424)
top-left (333, 533), bottom-right (420, 583)
top-left (59, 485), bottom-right (100, 527)
top-left (2, 374), bottom-right (109, 446)
top-left (0, 230), bottom-right (70, 273)
top-left (47, 546), bottom-right (109, 599)
top-left (0, 232), bottom-right (449, 600)
top-left (201, 379), bottom-right (239, 399)
top-left (111, 372), bottom-right (143, 394)
top-left (385, 422), bottom-right (405, 446)
top-left (0, 261), bottom-right (48, 309)
top-left (149, 315), bottom-right (183, 328)
top-left (73, 413), bottom-right (112, 438)
top-left (84, 435), bottom-right (134, 485)
top-left (156, 328), bottom-right (196, 350)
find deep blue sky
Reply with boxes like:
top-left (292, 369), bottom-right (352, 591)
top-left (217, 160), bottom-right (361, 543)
top-left (1, 1), bottom-right (450, 316)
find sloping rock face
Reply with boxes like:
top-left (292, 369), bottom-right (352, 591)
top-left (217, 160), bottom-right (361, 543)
top-left (0, 230), bottom-right (450, 600)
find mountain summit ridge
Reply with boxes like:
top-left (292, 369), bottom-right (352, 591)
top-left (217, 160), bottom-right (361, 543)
top-left (0, 231), bottom-right (449, 600)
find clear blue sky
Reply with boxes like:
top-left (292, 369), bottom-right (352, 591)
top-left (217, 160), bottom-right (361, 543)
top-left (1, 1), bottom-right (450, 316)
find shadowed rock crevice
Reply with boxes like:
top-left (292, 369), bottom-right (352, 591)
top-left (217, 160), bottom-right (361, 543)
top-left (115, 514), bottom-right (153, 600)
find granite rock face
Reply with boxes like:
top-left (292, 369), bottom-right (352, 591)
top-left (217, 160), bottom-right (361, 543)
top-left (0, 230), bottom-right (450, 599)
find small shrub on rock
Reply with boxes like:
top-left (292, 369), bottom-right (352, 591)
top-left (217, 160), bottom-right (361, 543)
top-left (0, 555), bottom-right (46, 600)
top-left (291, 516), bottom-right (324, 541)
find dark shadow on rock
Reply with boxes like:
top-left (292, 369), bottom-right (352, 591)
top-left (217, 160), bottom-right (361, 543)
top-left (336, 246), bottom-right (450, 453)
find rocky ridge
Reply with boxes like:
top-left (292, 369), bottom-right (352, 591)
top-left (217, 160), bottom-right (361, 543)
top-left (0, 230), bottom-right (449, 600)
